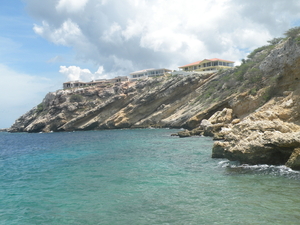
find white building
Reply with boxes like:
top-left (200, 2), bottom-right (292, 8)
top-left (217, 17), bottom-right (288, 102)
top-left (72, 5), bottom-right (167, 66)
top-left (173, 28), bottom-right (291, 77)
top-left (129, 68), bottom-right (172, 80)
top-left (63, 76), bottom-right (129, 89)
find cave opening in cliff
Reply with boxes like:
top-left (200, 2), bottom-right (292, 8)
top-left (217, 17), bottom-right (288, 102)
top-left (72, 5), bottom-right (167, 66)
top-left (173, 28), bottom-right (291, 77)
top-left (269, 148), bottom-right (294, 165)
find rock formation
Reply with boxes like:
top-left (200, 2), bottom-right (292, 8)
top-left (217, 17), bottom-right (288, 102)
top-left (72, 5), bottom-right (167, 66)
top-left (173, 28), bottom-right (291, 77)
top-left (9, 73), bottom-right (223, 132)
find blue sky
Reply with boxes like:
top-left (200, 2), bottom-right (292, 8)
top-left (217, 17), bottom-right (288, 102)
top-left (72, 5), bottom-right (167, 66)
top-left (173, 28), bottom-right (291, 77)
top-left (1, 0), bottom-right (300, 128)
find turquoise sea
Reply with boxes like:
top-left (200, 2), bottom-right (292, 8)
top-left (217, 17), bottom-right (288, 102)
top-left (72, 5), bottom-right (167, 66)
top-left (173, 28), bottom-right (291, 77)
top-left (1, 129), bottom-right (300, 225)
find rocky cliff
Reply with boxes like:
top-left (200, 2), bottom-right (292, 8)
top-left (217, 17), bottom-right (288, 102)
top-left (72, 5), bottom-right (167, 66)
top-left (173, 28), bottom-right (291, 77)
top-left (200, 38), bottom-right (300, 170)
top-left (9, 72), bottom-right (222, 132)
top-left (9, 36), bottom-right (300, 169)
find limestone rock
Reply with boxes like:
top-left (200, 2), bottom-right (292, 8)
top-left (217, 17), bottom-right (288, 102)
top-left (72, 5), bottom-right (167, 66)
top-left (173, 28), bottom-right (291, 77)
top-left (190, 127), bottom-right (203, 136)
top-left (285, 148), bottom-right (300, 170)
top-left (212, 117), bottom-right (300, 166)
top-left (231, 119), bottom-right (240, 125)
top-left (208, 108), bottom-right (233, 124)
top-left (212, 141), bottom-right (229, 158)
top-left (178, 130), bottom-right (191, 138)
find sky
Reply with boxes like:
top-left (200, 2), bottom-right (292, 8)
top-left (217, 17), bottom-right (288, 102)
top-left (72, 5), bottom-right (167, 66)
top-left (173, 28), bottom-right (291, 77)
top-left (1, 0), bottom-right (300, 128)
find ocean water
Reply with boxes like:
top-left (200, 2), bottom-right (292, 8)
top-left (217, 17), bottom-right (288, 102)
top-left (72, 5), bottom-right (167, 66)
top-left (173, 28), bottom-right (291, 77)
top-left (0, 129), bottom-right (300, 225)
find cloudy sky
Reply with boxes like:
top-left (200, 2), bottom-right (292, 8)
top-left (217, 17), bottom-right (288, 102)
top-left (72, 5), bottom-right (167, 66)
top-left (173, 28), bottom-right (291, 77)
top-left (1, 0), bottom-right (300, 128)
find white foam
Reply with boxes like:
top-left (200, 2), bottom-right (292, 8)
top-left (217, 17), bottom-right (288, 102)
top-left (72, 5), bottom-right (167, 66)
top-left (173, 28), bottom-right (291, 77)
top-left (218, 161), bottom-right (300, 178)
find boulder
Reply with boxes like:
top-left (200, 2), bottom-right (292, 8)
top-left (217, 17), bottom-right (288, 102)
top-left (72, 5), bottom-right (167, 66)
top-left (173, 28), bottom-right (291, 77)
top-left (212, 141), bottom-right (228, 158)
top-left (190, 127), bottom-right (203, 136)
top-left (208, 108), bottom-right (233, 124)
top-left (212, 118), bottom-right (300, 166)
top-left (177, 130), bottom-right (191, 138)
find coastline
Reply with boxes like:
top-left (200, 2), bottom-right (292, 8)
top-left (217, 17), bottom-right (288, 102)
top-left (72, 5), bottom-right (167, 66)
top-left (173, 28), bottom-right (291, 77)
top-left (7, 37), bottom-right (300, 170)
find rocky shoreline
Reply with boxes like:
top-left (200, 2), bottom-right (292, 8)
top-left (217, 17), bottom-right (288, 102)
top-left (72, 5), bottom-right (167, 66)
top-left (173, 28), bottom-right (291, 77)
top-left (176, 102), bottom-right (300, 170)
top-left (174, 38), bottom-right (300, 170)
top-left (8, 37), bottom-right (300, 170)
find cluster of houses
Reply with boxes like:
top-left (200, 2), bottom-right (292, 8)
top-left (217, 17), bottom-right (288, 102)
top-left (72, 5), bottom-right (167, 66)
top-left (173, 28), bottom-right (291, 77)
top-left (63, 58), bottom-right (234, 89)
top-left (63, 76), bottom-right (129, 89)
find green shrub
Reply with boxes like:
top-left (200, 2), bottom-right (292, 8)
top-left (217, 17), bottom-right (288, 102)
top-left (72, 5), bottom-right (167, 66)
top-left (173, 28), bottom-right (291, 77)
top-left (70, 94), bottom-right (83, 103)
top-left (262, 86), bottom-right (278, 102)
top-left (250, 87), bottom-right (257, 96)
top-left (247, 45), bottom-right (270, 59)
top-left (248, 68), bottom-right (263, 83)
top-left (234, 70), bottom-right (244, 82)
top-left (36, 103), bottom-right (44, 113)
top-left (233, 61), bottom-right (254, 81)
top-left (295, 36), bottom-right (300, 44)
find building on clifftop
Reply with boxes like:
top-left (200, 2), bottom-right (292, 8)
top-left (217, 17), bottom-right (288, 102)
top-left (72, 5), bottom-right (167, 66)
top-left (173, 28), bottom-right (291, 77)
top-left (178, 58), bottom-right (234, 73)
top-left (129, 68), bottom-right (172, 80)
top-left (63, 76), bottom-right (129, 89)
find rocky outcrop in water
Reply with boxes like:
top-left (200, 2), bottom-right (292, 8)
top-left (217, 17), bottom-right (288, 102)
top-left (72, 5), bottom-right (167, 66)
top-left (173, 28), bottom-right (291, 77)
top-left (209, 38), bottom-right (300, 169)
top-left (211, 93), bottom-right (300, 169)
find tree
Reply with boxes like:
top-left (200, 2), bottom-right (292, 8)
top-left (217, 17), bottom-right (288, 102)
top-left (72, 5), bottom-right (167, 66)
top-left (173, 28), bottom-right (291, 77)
top-left (267, 37), bottom-right (283, 45)
top-left (284, 26), bottom-right (300, 39)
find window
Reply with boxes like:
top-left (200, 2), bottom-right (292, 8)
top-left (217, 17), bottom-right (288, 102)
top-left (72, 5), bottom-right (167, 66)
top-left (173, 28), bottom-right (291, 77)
top-left (194, 66), bottom-right (197, 70)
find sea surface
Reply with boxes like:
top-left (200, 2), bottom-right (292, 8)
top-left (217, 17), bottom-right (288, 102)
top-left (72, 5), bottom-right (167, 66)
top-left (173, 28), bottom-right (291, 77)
top-left (0, 129), bottom-right (300, 225)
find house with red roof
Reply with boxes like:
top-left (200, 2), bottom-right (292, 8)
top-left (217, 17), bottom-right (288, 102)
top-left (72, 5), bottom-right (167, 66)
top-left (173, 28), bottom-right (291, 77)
top-left (178, 58), bottom-right (234, 72)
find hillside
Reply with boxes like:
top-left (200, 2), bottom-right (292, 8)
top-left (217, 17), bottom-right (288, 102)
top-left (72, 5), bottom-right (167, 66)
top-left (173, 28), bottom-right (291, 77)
top-left (9, 30), bottom-right (300, 169)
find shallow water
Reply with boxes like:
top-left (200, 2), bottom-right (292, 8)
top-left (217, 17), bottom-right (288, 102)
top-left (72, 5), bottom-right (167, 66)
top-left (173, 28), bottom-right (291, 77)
top-left (0, 129), bottom-right (300, 224)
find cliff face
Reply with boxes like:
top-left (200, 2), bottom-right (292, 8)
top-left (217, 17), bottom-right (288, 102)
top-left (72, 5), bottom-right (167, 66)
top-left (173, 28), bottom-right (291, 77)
top-left (9, 37), bottom-right (300, 169)
top-left (208, 38), bottom-right (300, 170)
top-left (9, 72), bottom-right (223, 132)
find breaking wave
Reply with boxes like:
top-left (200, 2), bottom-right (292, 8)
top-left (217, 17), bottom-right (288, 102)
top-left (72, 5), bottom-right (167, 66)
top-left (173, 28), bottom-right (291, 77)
top-left (218, 160), bottom-right (300, 179)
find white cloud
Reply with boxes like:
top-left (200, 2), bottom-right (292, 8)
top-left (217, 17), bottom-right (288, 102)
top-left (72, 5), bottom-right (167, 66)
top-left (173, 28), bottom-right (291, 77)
top-left (101, 22), bottom-right (123, 44)
top-left (33, 19), bottom-right (86, 47)
top-left (59, 65), bottom-right (105, 81)
top-left (95, 66), bottom-right (104, 75)
top-left (56, 0), bottom-right (89, 13)
top-left (26, 0), bottom-right (300, 74)
top-left (0, 64), bottom-right (53, 128)
top-left (121, 19), bottom-right (144, 40)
